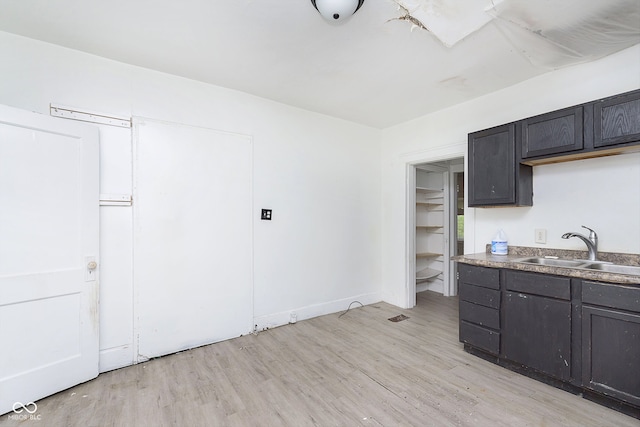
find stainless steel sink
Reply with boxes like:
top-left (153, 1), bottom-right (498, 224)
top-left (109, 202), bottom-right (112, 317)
top-left (583, 263), bottom-right (640, 276)
top-left (514, 257), bottom-right (640, 277)
top-left (514, 257), bottom-right (589, 268)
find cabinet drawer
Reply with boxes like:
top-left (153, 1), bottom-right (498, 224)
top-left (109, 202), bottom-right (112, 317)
top-left (459, 282), bottom-right (500, 309)
top-left (460, 321), bottom-right (500, 354)
top-left (460, 300), bottom-right (500, 329)
top-left (505, 270), bottom-right (570, 300)
top-left (582, 281), bottom-right (640, 313)
top-left (458, 264), bottom-right (500, 290)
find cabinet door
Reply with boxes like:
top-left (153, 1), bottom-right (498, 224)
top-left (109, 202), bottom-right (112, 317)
top-left (582, 305), bottom-right (640, 406)
top-left (503, 292), bottom-right (572, 381)
top-left (521, 106), bottom-right (583, 158)
top-left (468, 124), bottom-right (532, 207)
top-left (594, 89), bottom-right (640, 148)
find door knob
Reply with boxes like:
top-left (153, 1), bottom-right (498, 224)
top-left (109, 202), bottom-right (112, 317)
top-left (87, 261), bottom-right (97, 270)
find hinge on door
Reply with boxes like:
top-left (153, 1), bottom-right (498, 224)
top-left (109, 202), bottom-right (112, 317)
top-left (456, 271), bottom-right (459, 280)
top-left (50, 103), bottom-right (132, 128)
top-left (99, 194), bottom-right (133, 206)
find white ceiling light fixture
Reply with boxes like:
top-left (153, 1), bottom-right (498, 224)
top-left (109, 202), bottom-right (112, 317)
top-left (310, 0), bottom-right (365, 22)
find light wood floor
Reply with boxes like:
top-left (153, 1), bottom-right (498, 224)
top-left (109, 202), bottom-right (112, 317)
top-left (2, 291), bottom-right (638, 426)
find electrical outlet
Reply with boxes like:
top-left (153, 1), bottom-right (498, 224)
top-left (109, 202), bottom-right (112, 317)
top-left (261, 209), bottom-right (272, 220)
top-left (535, 229), bottom-right (547, 244)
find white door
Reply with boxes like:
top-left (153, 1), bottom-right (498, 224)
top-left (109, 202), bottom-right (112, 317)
top-left (0, 105), bottom-right (99, 415)
top-left (134, 119), bottom-right (252, 360)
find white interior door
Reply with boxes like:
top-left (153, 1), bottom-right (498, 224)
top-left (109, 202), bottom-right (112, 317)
top-left (0, 105), bottom-right (99, 415)
top-left (134, 119), bottom-right (252, 361)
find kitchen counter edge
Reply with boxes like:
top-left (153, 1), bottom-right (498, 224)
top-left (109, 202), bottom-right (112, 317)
top-left (453, 246), bottom-right (640, 286)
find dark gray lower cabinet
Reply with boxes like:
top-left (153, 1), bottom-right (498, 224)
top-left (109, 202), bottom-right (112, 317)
top-left (503, 270), bottom-right (572, 381)
top-left (503, 292), bottom-right (572, 381)
top-left (457, 263), bottom-right (640, 417)
top-left (582, 281), bottom-right (640, 407)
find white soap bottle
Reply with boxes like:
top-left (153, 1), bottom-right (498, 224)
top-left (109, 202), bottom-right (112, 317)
top-left (491, 229), bottom-right (508, 255)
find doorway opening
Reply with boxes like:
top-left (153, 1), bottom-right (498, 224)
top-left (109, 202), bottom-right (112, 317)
top-left (412, 158), bottom-right (465, 301)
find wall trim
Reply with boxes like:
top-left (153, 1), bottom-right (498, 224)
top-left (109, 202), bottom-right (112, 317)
top-left (253, 292), bottom-right (383, 331)
top-left (401, 142), bottom-right (467, 309)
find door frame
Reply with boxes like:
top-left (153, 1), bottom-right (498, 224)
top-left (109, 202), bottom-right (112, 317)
top-left (413, 164), bottom-right (449, 297)
top-left (449, 163), bottom-right (464, 297)
top-left (402, 143), bottom-right (471, 308)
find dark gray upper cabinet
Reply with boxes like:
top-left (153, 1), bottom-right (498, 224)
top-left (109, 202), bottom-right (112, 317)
top-left (468, 123), bottom-right (532, 207)
top-left (469, 90), bottom-right (640, 199)
top-left (593, 89), bottom-right (640, 148)
top-left (521, 106), bottom-right (584, 159)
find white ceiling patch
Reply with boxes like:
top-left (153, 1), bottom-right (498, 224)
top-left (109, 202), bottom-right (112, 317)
top-left (393, 0), bottom-right (494, 47)
top-left (485, 0), bottom-right (640, 68)
top-left (50, 103), bottom-right (131, 128)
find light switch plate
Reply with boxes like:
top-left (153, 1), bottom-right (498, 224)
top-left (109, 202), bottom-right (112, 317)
top-left (261, 209), bottom-right (272, 220)
top-left (535, 229), bottom-right (547, 244)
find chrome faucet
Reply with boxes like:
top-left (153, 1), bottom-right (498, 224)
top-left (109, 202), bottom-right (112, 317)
top-left (562, 225), bottom-right (598, 261)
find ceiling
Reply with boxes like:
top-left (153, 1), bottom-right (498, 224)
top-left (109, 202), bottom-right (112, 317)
top-left (0, 0), bottom-right (638, 128)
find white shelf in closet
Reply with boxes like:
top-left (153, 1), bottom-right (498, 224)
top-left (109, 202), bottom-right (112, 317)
top-left (416, 225), bottom-right (444, 233)
top-left (416, 267), bottom-right (441, 282)
top-left (416, 252), bottom-right (442, 259)
top-left (416, 201), bottom-right (444, 210)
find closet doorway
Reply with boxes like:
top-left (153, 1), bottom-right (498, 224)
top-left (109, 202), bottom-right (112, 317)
top-left (412, 158), bottom-right (464, 300)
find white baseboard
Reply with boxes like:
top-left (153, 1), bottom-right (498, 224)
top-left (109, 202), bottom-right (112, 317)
top-left (99, 344), bottom-right (134, 373)
top-left (417, 281), bottom-right (443, 294)
top-left (100, 293), bottom-right (384, 370)
top-left (416, 282), bottom-right (429, 293)
top-left (253, 292), bottom-right (383, 331)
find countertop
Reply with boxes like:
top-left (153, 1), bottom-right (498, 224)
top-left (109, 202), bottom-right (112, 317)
top-left (454, 246), bottom-right (640, 286)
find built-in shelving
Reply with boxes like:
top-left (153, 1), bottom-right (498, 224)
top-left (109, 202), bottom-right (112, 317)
top-left (415, 173), bottom-right (447, 293)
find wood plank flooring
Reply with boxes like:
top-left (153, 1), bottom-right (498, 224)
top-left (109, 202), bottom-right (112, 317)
top-left (2, 291), bottom-right (638, 426)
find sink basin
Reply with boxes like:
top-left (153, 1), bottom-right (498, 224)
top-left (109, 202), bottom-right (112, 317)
top-left (515, 257), bottom-right (588, 268)
top-left (583, 263), bottom-right (640, 276)
top-left (514, 257), bottom-right (640, 277)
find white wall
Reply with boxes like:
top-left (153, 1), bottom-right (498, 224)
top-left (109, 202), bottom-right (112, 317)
top-left (381, 44), bottom-right (640, 308)
top-left (0, 31), bottom-right (383, 371)
top-left (2, 29), bottom-right (639, 365)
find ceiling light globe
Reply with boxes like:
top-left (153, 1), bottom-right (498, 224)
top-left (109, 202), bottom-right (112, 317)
top-left (311, 0), bottom-right (365, 22)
